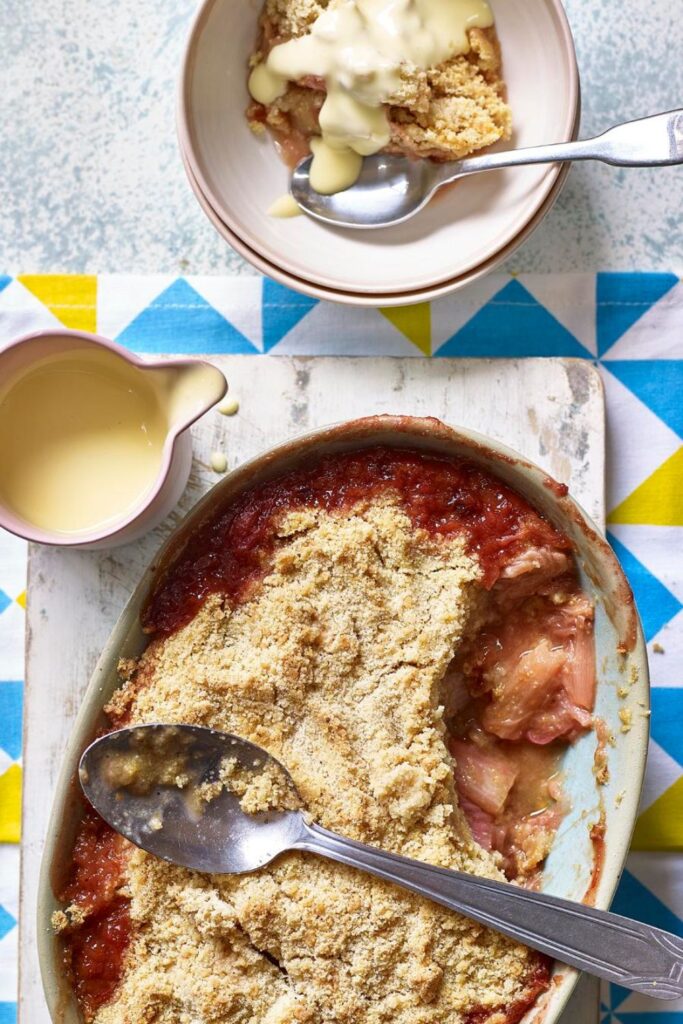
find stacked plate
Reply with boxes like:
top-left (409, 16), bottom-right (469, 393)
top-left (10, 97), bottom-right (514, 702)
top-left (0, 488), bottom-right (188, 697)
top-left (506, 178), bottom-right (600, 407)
top-left (178, 0), bottom-right (580, 306)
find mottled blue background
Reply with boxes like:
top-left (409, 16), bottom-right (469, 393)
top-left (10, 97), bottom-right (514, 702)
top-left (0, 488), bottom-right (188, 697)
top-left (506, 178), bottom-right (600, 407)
top-left (0, 0), bottom-right (681, 273)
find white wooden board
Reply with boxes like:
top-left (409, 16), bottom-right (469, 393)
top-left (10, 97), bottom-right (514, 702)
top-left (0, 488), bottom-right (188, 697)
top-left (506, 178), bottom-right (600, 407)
top-left (20, 356), bottom-right (604, 1023)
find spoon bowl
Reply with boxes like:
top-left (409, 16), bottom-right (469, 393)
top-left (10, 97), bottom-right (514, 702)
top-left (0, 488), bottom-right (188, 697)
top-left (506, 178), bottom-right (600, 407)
top-left (291, 153), bottom-right (442, 228)
top-left (79, 725), bottom-right (304, 874)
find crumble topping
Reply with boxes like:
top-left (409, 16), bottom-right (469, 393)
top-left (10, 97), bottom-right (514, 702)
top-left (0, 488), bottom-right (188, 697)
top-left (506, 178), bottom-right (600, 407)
top-left (385, 28), bottom-right (512, 161)
top-left (212, 755), bottom-right (300, 814)
top-left (83, 499), bottom-right (548, 1023)
top-left (247, 0), bottom-right (511, 168)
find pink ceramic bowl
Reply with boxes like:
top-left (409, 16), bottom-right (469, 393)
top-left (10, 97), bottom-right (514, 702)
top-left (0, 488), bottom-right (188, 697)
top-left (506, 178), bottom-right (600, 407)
top-left (0, 330), bottom-right (227, 549)
top-left (178, 0), bottom-right (580, 304)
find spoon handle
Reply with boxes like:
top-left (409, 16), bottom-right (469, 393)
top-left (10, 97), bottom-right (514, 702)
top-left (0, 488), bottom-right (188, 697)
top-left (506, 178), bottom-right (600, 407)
top-left (294, 820), bottom-right (683, 1000)
top-left (437, 108), bottom-right (683, 187)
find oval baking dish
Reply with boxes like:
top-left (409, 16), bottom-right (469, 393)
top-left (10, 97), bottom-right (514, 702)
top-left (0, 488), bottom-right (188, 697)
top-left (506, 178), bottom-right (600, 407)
top-left (37, 415), bottom-right (649, 1024)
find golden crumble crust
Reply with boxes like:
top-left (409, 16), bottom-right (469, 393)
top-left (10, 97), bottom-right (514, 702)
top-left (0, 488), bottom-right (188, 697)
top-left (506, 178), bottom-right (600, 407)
top-left (94, 500), bottom-right (545, 1024)
top-left (388, 39), bottom-right (511, 160)
top-left (247, 0), bottom-right (511, 163)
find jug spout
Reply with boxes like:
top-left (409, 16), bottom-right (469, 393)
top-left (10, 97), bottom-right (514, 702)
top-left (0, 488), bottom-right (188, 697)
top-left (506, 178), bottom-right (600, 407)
top-left (147, 360), bottom-right (228, 433)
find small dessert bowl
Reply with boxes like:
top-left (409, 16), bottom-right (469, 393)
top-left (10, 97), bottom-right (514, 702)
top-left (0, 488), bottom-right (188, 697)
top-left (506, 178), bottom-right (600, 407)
top-left (0, 330), bottom-right (227, 548)
top-left (178, 0), bottom-right (580, 303)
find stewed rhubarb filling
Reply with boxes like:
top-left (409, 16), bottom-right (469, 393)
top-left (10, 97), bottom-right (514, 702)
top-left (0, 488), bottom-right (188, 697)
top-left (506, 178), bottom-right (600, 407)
top-left (55, 811), bottom-right (132, 1020)
top-left (446, 552), bottom-right (595, 881)
top-left (57, 447), bottom-right (595, 1024)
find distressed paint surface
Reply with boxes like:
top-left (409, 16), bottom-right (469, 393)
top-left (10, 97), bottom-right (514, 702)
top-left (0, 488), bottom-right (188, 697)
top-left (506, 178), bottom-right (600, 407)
top-left (20, 356), bottom-right (603, 1023)
top-left (0, 0), bottom-right (681, 274)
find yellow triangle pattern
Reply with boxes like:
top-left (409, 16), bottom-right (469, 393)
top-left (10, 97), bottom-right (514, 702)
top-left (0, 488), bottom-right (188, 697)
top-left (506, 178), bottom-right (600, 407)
top-left (631, 775), bottom-right (683, 851)
top-left (18, 274), bottom-right (97, 334)
top-left (608, 447), bottom-right (683, 526)
top-left (380, 303), bottom-right (431, 356)
top-left (15, 590), bottom-right (26, 610)
top-left (0, 763), bottom-right (22, 842)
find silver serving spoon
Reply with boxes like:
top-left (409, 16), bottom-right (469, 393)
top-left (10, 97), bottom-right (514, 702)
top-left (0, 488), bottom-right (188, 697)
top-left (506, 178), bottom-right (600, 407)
top-left (80, 724), bottom-right (683, 1000)
top-left (291, 108), bottom-right (683, 229)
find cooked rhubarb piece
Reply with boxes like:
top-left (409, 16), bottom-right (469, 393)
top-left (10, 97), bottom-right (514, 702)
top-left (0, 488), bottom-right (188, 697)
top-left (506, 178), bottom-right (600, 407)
top-left (449, 737), bottom-right (519, 816)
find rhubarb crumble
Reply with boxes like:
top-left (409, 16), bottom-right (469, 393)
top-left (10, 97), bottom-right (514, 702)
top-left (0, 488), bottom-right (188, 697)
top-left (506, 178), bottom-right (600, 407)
top-left (246, 0), bottom-right (512, 195)
top-left (55, 447), bottom-right (596, 1024)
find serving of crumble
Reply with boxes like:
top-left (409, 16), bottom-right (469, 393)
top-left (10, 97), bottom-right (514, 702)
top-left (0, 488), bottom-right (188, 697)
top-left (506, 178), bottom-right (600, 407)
top-left (246, 0), bottom-right (512, 195)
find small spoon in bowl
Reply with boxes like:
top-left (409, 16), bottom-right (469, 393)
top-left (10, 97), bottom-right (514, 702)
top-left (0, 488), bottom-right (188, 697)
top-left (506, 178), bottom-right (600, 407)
top-left (290, 108), bottom-right (683, 229)
top-left (80, 724), bottom-right (683, 1000)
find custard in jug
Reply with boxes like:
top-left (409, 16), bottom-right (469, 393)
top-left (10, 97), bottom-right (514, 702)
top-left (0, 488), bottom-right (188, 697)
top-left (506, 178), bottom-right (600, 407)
top-left (0, 348), bottom-right (167, 534)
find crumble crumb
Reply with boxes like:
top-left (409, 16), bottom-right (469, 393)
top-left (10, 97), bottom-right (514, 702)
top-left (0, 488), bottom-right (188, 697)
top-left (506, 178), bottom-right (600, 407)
top-left (618, 708), bottom-right (633, 734)
top-left (117, 657), bottom-right (137, 682)
top-left (593, 756), bottom-right (609, 786)
top-left (593, 720), bottom-right (612, 786)
top-left (196, 755), bottom-right (300, 815)
top-left (652, 642), bottom-right (665, 654)
top-left (52, 904), bottom-right (87, 932)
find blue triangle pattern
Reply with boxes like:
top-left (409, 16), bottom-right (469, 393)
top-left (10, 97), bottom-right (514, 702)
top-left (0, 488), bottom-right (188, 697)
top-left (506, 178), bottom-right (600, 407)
top-left (116, 279), bottom-right (258, 354)
top-left (597, 272), bottom-right (678, 356)
top-left (608, 532), bottom-right (682, 642)
top-left (0, 682), bottom-right (23, 761)
top-left (611, 870), bottom-right (683, 937)
top-left (617, 1016), bottom-right (683, 1022)
top-left (262, 277), bottom-right (318, 351)
top-left (605, 361), bottom-right (683, 438)
top-left (0, 1003), bottom-right (16, 1024)
top-left (0, 275), bottom-right (11, 295)
top-left (650, 688), bottom-right (683, 767)
top-left (0, 905), bottom-right (15, 942)
top-left (608, 984), bottom-right (633, 1015)
top-left (607, 870), bottom-right (683, 1014)
top-left (0, 591), bottom-right (11, 615)
top-left (437, 279), bottom-right (592, 358)
top-left (616, 1015), bottom-right (683, 1023)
